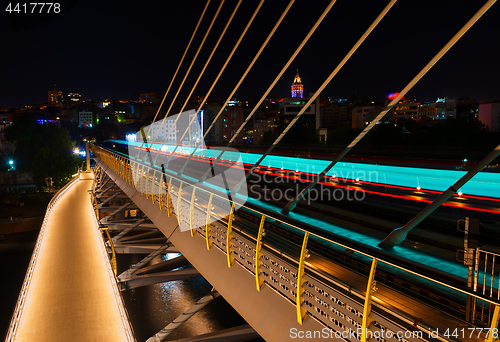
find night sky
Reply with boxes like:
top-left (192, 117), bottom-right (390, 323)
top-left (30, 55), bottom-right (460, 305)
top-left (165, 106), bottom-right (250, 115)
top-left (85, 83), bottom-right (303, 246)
top-left (1, 0), bottom-right (499, 109)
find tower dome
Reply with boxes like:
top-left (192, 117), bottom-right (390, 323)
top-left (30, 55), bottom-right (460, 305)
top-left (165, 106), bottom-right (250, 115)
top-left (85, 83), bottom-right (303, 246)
top-left (291, 69), bottom-right (303, 98)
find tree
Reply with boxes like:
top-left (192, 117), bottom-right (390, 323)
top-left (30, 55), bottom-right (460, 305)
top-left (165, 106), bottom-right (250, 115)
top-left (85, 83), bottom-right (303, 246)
top-left (4, 114), bottom-right (80, 188)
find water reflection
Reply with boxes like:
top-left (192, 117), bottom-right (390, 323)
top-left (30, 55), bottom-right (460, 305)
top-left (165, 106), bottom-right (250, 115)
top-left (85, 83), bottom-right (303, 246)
top-left (118, 253), bottom-right (252, 341)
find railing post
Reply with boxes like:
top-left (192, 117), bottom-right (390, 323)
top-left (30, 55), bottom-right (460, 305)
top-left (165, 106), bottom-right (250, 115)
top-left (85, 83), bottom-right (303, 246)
top-left (189, 187), bottom-right (196, 237)
top-left (145, 167), bottom-right (151, 199)
top-left (137, 164), bottom-right (143, 195)
top-left (152, 170), bottom-right (158, 204)
top-left (167, 177), bottom-right (173, 217)
top-left (136, 162), bottom-right (142, 192)
top-left (127, 162), bottom-right (132, 184)
top-left (255, 214), bottom-right (266, 291)
top-left (487, 305), bottom-right (500, 342)
top-left (205, 194), bottom-right (213, 250)
top-left (158, 172), bottom-right (164, 209)
top-left (362, 258), bottom-right (378, 342)
top-left (132, 161), bottom-right (138, 186)
top-left (177, 182), bottom-right (183, 226)
top-left (226, 202), bottom-right (235, 268)
top-left (120, 156), bottom-right (124, 177)
top-left (296, 232), bottom-right (309, 324)
top-left (103, 229), bottom-right (117, 277)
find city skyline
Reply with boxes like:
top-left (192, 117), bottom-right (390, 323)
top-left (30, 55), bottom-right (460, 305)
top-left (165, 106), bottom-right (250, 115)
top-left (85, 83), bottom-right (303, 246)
top-left (1, 0), bottom-right (499, 108)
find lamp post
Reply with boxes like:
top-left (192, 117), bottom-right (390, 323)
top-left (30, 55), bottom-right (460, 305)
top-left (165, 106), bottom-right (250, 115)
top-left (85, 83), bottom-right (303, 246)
top-left (83, 138), bottom-right (96, 171)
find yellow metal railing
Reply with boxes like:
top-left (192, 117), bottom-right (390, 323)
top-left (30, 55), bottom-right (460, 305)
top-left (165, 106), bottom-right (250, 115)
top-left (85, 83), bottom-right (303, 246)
top-left (92, 145), bottom-right (500, 334)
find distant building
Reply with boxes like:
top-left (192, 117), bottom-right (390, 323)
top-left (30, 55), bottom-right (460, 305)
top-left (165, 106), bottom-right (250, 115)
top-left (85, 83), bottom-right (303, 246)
top-left (352, 105), bottom-right (374, 129)
top-left (222, 102), bottom-right (244, 144)
top-left (418, 102), bottom-right (436, 119)
top-left (440, 97), bottom-right (457, 119)
top-left (418, 98), bottom-right (456, 120)
top-left (291, 69), bottom-right (303, 98)
top-left (78, 110), bottom-right (93, 128)
top-left (351, 105), bottom-right (386, 129)
top-left (0, 112), bottom-right (12, 130)
top-left (456, 95), bottom-right (478, 121)
top-left (389, 97), bottom-right (419, 121)
top-left (253, 118), bottom-right (278, 143)
top-left (279, 95), bottom-right (321, 130)
top-left (205, 102), bottom-right (224, 144)
top-left (143, 117), bottom-right (177, 144)
top-left (67, 92), bottom-right (82, 102)
top-left (139, 92), bottom-right (161, 104)
top-left (97, 99), bottom-right (112, 109)
top-left (321, 100), bottom-right (349, 129)
top-left (48, 85), bottom-right (63, 104)
top-left (478, 101), bottom-right (500, 131)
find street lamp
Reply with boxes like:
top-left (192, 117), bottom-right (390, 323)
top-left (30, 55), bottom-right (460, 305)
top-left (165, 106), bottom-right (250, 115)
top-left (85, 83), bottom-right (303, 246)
top-left (82, 138), bottom-right (96, 171)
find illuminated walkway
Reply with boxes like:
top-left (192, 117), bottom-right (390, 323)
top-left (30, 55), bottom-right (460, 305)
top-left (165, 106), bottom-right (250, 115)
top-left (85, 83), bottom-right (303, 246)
top-left (7, 173), bottom-right (134, 342)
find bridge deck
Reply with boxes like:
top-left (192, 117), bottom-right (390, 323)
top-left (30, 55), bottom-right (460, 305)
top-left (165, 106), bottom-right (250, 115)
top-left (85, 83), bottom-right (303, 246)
top-left (9, 173), bottom-right (134, 342)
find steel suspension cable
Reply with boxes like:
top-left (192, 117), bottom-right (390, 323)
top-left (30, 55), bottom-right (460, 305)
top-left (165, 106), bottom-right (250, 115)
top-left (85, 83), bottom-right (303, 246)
top-left (153, 0), bottom-right (245, 165)
top-left (199, 0), bottom-right (337, 183)
top-left (142, 0), bottom-right (225, 160)
top-left (178, 0), bottom-right (295, 176)
top-left (136, 0), bottom-right (210, 160)
top-left (232, 0), bottom-right (398, 193)
top-left (160, 0), bottom-right (266, 169)
top-left (282, 0), bottom-right (497, 214)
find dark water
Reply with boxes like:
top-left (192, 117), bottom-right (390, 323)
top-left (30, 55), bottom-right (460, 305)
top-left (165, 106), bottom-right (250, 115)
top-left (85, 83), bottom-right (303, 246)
top-left (0, 250), bottom-right (33, 341)
top-left (118, 253), bottom-right (261, 341)
top-left (1, 250), bottom-right (262, 342)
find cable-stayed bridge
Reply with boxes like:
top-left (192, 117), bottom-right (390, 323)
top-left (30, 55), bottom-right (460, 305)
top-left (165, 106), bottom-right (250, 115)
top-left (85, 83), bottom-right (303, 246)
top-left (6, 0), bottom-right (500, 341)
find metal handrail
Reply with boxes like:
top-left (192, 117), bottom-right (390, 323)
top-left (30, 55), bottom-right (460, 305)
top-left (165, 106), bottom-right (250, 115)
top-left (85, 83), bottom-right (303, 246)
top-left (94, 145), bottom-right (500, 307)
top-left (6, 175), bottom-right (80, 342)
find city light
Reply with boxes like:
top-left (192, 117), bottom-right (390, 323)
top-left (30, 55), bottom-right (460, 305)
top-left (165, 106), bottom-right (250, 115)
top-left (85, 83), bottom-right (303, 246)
top-left (126, 134), bottom-right (136, 142)
top-left (388, 92), bottom-right (400, 100)
top-left (73, 147), bottom-right (86, 157)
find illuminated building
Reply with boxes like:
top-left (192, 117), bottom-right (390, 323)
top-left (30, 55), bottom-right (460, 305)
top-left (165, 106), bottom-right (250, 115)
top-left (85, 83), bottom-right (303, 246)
top-left (279, 95), bottom-right (321, 130)
top-left (79, 111), bottom-right (93, 128)
top-left (253, 118), bottom-right (278, 143)
top-left (385, 94), bottom-right (419, 121)
top-left (48, 85), bottom-right (63, 104)
top-left (67, 92), bottom-right (82, 102)
top-left (222, 103), bottom-right (244, 144)
top-left (321, 99), bottom-right (349, 129)
top-left (291, 69), bottom-right (303, 98)
top-left (478, 100), bottom-right (500, 131)
top-left (418, 98), bottom-right (456, 120)
top-left (456, 95), bottom-right (478, 121)
top-left (393, 101), bottom-right (419, 121)
top-left (140, 117), bottom-right (177, 144)
top-left (139, 92), bottom-right (161, 103)
top-left (352, 105), bottom-right (376, 129)
top-left (418, 102), bottom-right (436, 119)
